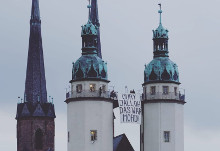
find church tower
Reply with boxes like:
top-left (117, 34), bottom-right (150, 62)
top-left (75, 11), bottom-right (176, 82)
top-left (16, 0), bottom-right (56, 151)
top-left (65, 2), bottom-right (113, 151)
top-left (141, 4), bottom-right (185, 151)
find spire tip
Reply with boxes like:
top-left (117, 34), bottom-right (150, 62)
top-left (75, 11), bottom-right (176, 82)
top-left (158, 3), bottom-right (162, 24)
top-left (87, 0), bottom-right (91, 20)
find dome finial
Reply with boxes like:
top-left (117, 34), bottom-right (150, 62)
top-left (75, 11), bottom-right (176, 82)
top-left (158, 3), bottom-right (162, 25)
top-left (87, 0), bottom-right (92, 21)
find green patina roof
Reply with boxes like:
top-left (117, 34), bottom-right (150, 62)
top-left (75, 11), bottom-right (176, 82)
top-left (72, 55), bottom-right (108, 81)
top-left (144, 57), bottom-right (179, 83)
top-left (71, 5), bottom-right (108, 82)
top-left (153, 6), bottom-right (168, 39)
top-left (153, 23), bottom-right (168, 39)
top-left (81, 19), bottom-right (98, 36)
top-left (144, 5), bottom-right (180, 84)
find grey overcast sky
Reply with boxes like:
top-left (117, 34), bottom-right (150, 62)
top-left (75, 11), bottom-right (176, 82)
top-left (1, 0), bottom-right (220, 150)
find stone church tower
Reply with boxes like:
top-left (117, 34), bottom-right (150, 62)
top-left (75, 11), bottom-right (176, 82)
top-left (65, 1), bottom-right (113, 151)
top-left (16, 0), bottom-right (56, 151)
top-left (141, 5), bottom-right (186, 151)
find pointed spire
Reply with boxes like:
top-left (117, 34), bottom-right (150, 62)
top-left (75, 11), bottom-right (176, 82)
top-left (33, 103), bottom-right (46, 117)
top-left (31, 0), bottom-right (40, 22)
top-left (158, 3), bottom-right (162, 25)
top-left (91, 0), bottom-right (102, 58)
top-left (87, 0), bottom-right (92, 21)
top-left (152, 4), bottom-right (169, 58)
top-left (91, 0), bottom-right (99, 26)
top-left (20, 104), bottom-right (31, 117)
top-left (25, 0), bottom-right (47, 103)
top-left (81, 2), bottom-right (99, 56)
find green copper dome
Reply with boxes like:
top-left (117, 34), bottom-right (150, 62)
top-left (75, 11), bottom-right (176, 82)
top-left (144, 57), bottom-right (179, 84)
top-left (71, 5), bottom-right (108, 82)
top-left (72, 55), bottom-right (108, 81)
top-left (144, 4), bottom-right (180, 84)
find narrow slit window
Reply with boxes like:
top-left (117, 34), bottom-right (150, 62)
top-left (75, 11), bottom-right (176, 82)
top-left (174, 87), bottom-right (177, 96)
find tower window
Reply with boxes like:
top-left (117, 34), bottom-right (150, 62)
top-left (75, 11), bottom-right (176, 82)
top-left (90, 84), bottom-right (96, 92)
top-left (68, 131), bottom-right (70, 143)
top-left (35, 129), bottom-right (43, 149)
top-left (76, 84), bottom-right (82, 93)
top-left (90, 130), bottom-right (97, 142)
top-left (174, 87), bottom-right (177, 96)
top-left (150, 86), bottom-right (156, 95)
top-left (163, 86), bottom-right (169, 94)
top-left (102, 85), bottom-right (106, 92)
top-left (164, 131), bottom-right (170, 142)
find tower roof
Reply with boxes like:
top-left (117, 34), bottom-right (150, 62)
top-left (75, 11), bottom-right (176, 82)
top-left (113, 134), bottom-right (135, 151)
top-left (152, 4), bottom-right (169, 58)
top-left (81, 19), bottom-right (98, 36)
top-left (16, 102), bottom-right (56, 119)
top-left (71, 2), bottom-right (108, 82)
top-left (25, 0), bottom-right (47, 103)
top-left (153, 4), bottom-right (168, 39)
top-left (144, 4), bottom-right (180, 84)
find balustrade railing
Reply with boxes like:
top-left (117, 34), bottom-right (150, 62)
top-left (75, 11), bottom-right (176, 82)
top-left (143, 92), bottom-right (185, 101)
top-left (66, 90), bottom-right (118, 100)
top-left (66, 91), bottom-right (185, 101)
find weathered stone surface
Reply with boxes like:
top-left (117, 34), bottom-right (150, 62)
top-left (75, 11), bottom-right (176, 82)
top-left (17, 118), bottom-right (55, 151)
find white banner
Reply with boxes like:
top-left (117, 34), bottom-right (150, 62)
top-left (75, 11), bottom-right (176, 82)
top-left (118, 93), bottom-right (142, 124)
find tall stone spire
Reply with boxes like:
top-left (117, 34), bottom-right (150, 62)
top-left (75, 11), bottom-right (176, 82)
top-left (16, 2), bottom-right (55, 151)
top-left (31, 0), bottom-right (40, 21)
top-left (91, 0), bottom-right (102, 58)
top-left (25, 0), bottom-right (47, 103)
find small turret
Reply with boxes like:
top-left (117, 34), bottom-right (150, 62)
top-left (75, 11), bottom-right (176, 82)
top-left (152, 4), bottom-right (169, 58)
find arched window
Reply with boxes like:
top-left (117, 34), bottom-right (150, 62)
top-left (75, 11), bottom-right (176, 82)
top-left (35, 129), bottom-right (43, 150)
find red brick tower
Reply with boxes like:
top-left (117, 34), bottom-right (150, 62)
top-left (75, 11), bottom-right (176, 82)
top-left (16, 0), bottom-right (56, 151)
